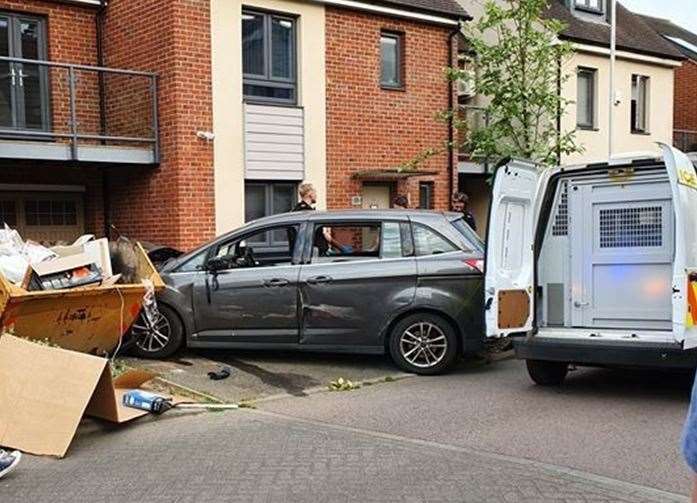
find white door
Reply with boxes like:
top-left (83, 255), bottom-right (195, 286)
top-left (485, 159), bottom-right (545, 337)
top-left (362, 184), bottom-right (391, 209)
top-left (661, 144), bottom-right (697, 349)
top-left (568, 177), bottom-right (674, 330)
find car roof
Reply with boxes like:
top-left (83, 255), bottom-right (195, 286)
top-left (247, 209), bottom-right (462, 225)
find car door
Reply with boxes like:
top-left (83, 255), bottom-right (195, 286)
top-left (661, 144), bottom-right (697, 349)
top-left (485, 159), bottom-right (547, 338)
top-left (192, 223), bottom-right (303, 345)
top-left (298, 219), bottom-right (416, 348)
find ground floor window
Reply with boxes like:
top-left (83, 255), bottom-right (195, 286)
top-left (0, 191), bottom-right (84, 243)
top-left (419, 182), bottom-right (434, 209)
top-left (244, 181), bottom-right (297, 247)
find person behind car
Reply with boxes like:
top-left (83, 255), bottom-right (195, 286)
top-left (292, 183), bottom-right (317, 212)
top-left (682, 376), bottom-right (697, 502)
top-left (451, 192), bottom-right (477, 232)
top-left (392, 195), bottom-right (408, 209)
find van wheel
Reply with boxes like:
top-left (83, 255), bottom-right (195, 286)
top-left (526, 360), bottom-right (568, 386)
top-left (389, 313), bottom-right (458, 375)
top-left (129, 305), bottom-right (184, 359)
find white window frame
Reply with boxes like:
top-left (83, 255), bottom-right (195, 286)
top-left (576, 67), bottom-right (597, 130)
top-left (631, 74), bottom-right (650, 134)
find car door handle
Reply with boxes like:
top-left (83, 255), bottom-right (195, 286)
top-left (573, 301), bottom-right (590, 308)
top-left (264, 278), bottom-right (289, 287)
top-left (306, 275), bottom-right (333, 285)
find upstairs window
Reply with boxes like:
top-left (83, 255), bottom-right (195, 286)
top-left (576, 67), bottom-right (596, 129)
top-left (631, 74), bottom-right (650, 134)
top-left (242, 10), bottom-right (296, 104)
top-left (574, 0), bottom-right (603, 13)
top-left (380, 31), bottom-right (403, 89)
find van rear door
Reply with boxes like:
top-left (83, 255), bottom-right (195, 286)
top-left (662, 144), bottom-right (697, 349)
top-left (485, 159), bottom-right (545, 338)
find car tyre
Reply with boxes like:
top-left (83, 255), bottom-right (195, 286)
top-left (389, 313), bottom-right (458, 375)
top-left (129, 304), bottom-right (184, 359)
top-left (526, 359), bottom-right (568, 386)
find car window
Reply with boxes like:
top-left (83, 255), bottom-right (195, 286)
top-left (215, 225), bottom-right (299, 269)
top-left (176, 249), bottom-right (208, 272)
top-left (413, 224), bottom-right (458, 256)
top-left (450, 217), bottom-right (484, 253)
top-left (381, 222), bottom-right (414, 259)
top-left (311, 223), bottom-right (381, 263)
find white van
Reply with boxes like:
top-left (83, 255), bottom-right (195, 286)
top-left (485, 145), bottom-right (697, 385)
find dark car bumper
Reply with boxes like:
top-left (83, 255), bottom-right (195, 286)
top-left (513, 336), bottom-right (697, 370)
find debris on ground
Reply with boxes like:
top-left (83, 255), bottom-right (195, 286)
top-left (328, 377), bottom-right (360, 392)
top-left (208, 366), bottom-right (233, 381)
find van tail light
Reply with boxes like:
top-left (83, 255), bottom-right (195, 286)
top-left (464, 259), bottom-right (484, 273)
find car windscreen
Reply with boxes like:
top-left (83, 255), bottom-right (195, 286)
top-left (450, 217), bottom-right (484, 253)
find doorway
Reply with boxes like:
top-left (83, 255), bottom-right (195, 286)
top-left (362, 183), bottom-right (392, 209)
top-left (0, 12), bottom-right (49, 132)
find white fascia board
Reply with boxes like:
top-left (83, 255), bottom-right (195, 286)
top-left (572, 42), bottom-right (683, 68)
top-left (308, 0), bottom-right (462, 26)
top-left (49, 0), bottom-right (102, 7)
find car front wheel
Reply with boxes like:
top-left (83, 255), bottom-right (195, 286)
top-left (389, 313), bottom-right (458, 375)
top-left (129, 304), bottom-right (184, 359)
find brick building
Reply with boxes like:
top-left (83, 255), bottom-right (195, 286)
top-left (0, 0), bottom-right (467, 251)
top-left (639, 14), bottom-right (697, 153)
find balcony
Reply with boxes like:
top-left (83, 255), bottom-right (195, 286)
top-left (0, 56), bottom-right (158, 165)
top-left (674, 129), bottom-right (697, 153)
top-left (457, 105), bottom-right (491, 174)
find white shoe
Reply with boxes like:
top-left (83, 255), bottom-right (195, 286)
top-left (0, 450), bottom-right (21, 479)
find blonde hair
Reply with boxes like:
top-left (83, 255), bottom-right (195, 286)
top-left (298, 183), bottom-right (315, 197)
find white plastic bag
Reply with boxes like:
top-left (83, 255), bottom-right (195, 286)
top-left (0, 254), bottom-right (29, 284)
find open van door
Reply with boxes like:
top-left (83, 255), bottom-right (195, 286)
top-left (485, 159), bottom-right (545, 338)
top-left (661, 144), bottom-right (697, 349)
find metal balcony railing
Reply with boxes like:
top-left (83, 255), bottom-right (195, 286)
top-left (0, 56), bottom-right (159, 163)
top-left (674, 129), bottom-right (697, 153)
top-left (457, 105), bottom-right (491, 173)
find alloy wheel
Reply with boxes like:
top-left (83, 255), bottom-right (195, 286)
top-left (131, 310), bottom-right (172, 354)
top-left (399, 321), bottom-right (448, 369)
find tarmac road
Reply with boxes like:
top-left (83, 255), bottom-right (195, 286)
top-left (1, 357), bottom-right (693, 502)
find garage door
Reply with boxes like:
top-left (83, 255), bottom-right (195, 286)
top-left (0, 192), bottom-right (85, 243)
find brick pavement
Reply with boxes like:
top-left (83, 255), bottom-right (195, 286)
top-left (0, 409), bottom-right (686, 503)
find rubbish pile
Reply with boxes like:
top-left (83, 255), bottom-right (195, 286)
top-left (0, 227), bottom-right (117, 291)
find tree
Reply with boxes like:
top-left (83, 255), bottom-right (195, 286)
top-left (452, 0), bottom-right (581, 166)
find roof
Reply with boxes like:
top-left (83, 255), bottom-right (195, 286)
top-left (368, 0), bottom-right (469, 20)
top-left (637, 14), bottom-right (697, 61)
top-left (545, 1), bottom-right (684, 61)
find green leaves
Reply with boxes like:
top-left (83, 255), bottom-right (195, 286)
top-left (457, 0), bottom-right (582, 167)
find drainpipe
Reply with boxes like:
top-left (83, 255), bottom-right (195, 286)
top-left (556, 52), bottom-right (562, 165)
top-left (96, 0), bottom-right (110, 238)
top-left (447, 22), bottom-right (462, 209)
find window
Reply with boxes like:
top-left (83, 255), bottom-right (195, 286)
top-left (0, 200), bottom-right (17, 227)
top-left (242, 10), bottom-right (296, 103)
top-left (245, 181), bottom-right (296, 245)
top-left (419, 182), bottom-right (433, 209)
top-left (451, 218), bottom-right (484, 253)
top-left (380, 32), bottom-right (403, 89)
top-left (631, 75), bottom-right (650, 134)
top-left (381, 222), bottom-right (414, 258)
top-left (216, 225), bottom-right (299, 269)
top-left (413, 224), bottom-right (458, 256)
top-left (176, 249), bottom-right (208, 273)
top-left (24, 199), bottom-right (77, 226)
top-left (312, 223), bottom-right (381, 262)
top-left (574, 0), bottom-right (602, 13)
top-left (576, 68), bottom-right (596, 129)
top-left (599, 207), bottom-right (662, 248)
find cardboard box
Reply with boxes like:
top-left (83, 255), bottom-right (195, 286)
top-left (51, 237), bottom-right (113, 278)
top-left (0, 335), bottom-right (162, 457)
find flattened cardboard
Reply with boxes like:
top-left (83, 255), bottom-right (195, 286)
top-left (0, 335), bottom-right (156, 458)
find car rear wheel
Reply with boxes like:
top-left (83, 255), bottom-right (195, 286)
top-left (526, 359), bottom-right (569, 386)
top-left (129, 304), bottom-right (184, 359)
top-left (389, 313), bottom-right (458, 375)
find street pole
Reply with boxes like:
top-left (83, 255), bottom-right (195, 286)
top-left (608, 0), bottom-right (616, 159)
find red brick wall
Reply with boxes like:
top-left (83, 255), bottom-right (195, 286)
top-left (325, 7), bottom-right (456, 211)
top-left (103, 0), bottom-right (215, 251)
top-left (674, 59), bottom-right (697, 150)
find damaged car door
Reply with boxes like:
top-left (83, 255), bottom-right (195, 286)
top-left (191, 224), bottom-right (302, 345)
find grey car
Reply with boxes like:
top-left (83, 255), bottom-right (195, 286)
top-left (130, 210), bottom-right (484, 374)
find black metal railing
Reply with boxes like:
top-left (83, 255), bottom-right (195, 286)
top-left (674, 129), bottom-right (697, 153)
top-left (0, 56), bottom-right (159, 163)
top-left (457, 105), bottom-right (491, 172)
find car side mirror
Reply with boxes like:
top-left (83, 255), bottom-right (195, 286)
top-left (206, 255), bottom-right (234, 273)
